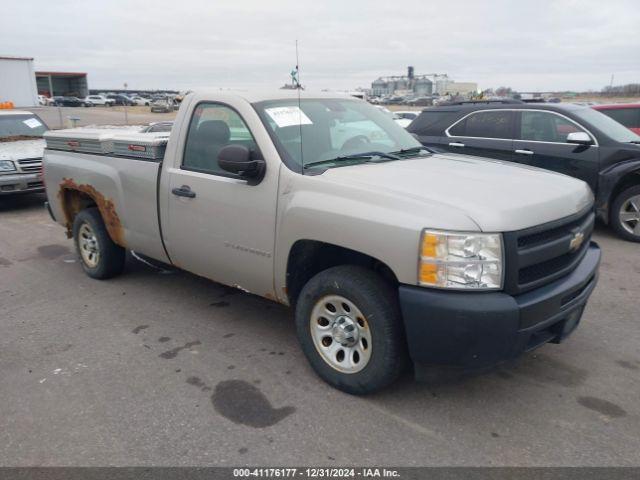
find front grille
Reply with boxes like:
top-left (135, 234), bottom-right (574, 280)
top-left (503, 207), bottom-right (594, 295)
top-left (18, 158), bottom-right (42, 173)
top-left (519, 248), bottom-right (584, 285)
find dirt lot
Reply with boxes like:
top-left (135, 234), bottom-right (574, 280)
top-left (31, 105), bottom-right (176, 130)
top-left (0, 192), bottom-right (639, 466)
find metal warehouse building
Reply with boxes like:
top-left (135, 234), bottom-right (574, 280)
top-left (0, 55), bottom-right (39, 107)
top-left (36, 71), bottom-right (88, 98)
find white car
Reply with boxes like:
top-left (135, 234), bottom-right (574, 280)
top-left (393, 110), bottom-right (420, 128)
top-left (83, 95), bottom-right (116, 107)
top-left (374, 106), bottom-right (413, 128)
top-left (131, 96), bottom-right (151, 106)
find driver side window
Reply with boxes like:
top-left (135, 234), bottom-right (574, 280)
top-left (519, 111), bottom-right (585, 143)
top-left (183, 103), bottom-right (257, 175)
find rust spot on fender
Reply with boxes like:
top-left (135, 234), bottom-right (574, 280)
top-left (58, 178), bottom-right (126, 247)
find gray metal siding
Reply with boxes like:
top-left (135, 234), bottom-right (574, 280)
top-left (0, 58), bottom-right (39, 107)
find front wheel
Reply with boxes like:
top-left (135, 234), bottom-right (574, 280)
top-left (295, 265), bottom-right (407, 395)
top-left (611, 185), bottom-right (640, 242)
top-left (73, 208), bottom-right (126, 279)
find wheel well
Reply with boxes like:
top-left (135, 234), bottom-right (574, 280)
top-left (285, 240), bottom-right (398, 307)
top-left (59, 188), bottom-right (97, 237)
top-left (57, 181), bottom-right (126, 247)
top-left (611, 171), bottom-right (640, 212)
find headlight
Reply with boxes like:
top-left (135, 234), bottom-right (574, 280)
top-left (419, 229), bottom-right (503, 290)
top-left (0, 160), bottom-right (16, 172)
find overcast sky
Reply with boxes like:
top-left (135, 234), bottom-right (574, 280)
top-left (2, 0), bottom-right (639, 92)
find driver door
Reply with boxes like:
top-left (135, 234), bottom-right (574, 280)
top-left (163, 102), bottom-right (278, 297)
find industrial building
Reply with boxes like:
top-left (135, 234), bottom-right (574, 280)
top-left (371, 67), bottom-right (477, 97)
top-left (36, 71), bottom-right (88, 98)
top-left (371, 67), bottom-right (434, 97)
top-left (0, 55), bottom-right (39, 107)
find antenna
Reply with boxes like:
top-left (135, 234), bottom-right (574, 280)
top-left (296, 39), bottom-right (304, 174)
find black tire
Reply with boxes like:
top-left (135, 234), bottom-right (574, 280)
top-left (295, 265), bottom-right (407, 395)
top-left (72, 207), bottom-right (126, 279)
top-left (610, 185), bottom-right (640, 242)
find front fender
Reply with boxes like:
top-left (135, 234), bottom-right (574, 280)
top-left (597, 159), bottom-right (640, 223)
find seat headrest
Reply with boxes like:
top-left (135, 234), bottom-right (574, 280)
top-left (196, 120), bottom-right (230, 144)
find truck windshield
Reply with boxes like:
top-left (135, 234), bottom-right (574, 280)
top-left (254, 98), bottom-right (423, 171)
top-left (573, 107), bottom-right (640, 143)
top-left (0, 114), bottom-right (48, 140)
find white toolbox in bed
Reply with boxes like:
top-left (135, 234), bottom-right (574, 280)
top-left (44, 127), bottom-right (139, 155)
top-left (111, 132), bottom-right (170, 160)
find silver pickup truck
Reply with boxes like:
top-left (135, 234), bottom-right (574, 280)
top-left (0, 110), bottom-right (47, 195)
top-left (43, 90), bottom-right (601, 394)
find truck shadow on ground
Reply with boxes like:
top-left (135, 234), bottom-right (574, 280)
top-left (0, 193), bottom-right (47, 213)
top-left (122, 253), bottom-right (609, 413)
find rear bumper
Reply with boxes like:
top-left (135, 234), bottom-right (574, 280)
top-left (0, 173), bottom-right (44, 195)
top-left (399, 242), bottom-right (600, 377)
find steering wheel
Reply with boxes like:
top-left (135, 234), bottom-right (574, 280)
top-left (341, 135), bottom-right (371, 151)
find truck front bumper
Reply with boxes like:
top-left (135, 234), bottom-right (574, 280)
top-left (0, 173), bottom-right (44, 195)
top-left (399, 242), bottom-right (601, 377)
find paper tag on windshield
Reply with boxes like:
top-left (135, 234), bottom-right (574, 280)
top-left (265, 106), bottom-right (312, 128)
top-left (23, 118), bottom-right (42, 129)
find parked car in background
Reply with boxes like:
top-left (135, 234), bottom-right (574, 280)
top-left (394, 111), bottom-right (419, 120)
top-left (0, 110), bottom-right (47, 195)
top-left (43, 90), bottom-right (600, 394)
top-left (140, 121), bottom-right (173, 133)
top-left (392, 111), bottom-right (420, 128)
top-left (38, 95), bottom-right (48, 106)
top-left (150, 98), bottom-right (174, 113)
top-left (408, 101), bottom-right (640, 241)
top-left (53, 97), bottom-right (86, 107)
top-left (593, 104), bottom-right (640, 135)
top-left (106, 94), bottom-right (134, 106)
top-left (131, 96), bottom-right (151, 106)
top-left (84, 95), bottom-right (115, 107)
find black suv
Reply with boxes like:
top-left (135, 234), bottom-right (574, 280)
top-left (408, 101), bottom-right (640, 241)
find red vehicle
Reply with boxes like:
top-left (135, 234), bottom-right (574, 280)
top-left (593, 104), bottom-right (640, 135)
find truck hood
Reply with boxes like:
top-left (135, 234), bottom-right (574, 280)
top-left (321, 153), bottom-right (593, 232)
top-left (0, 138), bottom-right (46, 161)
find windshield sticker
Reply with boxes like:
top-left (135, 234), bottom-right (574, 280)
top-left (265, 106), bottom-right (312, 128)
top-left (23, 118), bottom-right (43, 129)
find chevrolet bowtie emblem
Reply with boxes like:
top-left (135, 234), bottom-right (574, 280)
top-left (569, 230), bottom-right (585, 252)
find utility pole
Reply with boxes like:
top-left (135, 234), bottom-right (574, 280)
top-left (123, 82), bottom-right (129, 125)
top-left (48, 74), bottom-right (63, 128)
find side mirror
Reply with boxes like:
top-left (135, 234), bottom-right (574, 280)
top-left (218, 144), bottom-right (265, 180)
top-left (566, 132), bottom-right (593, 145)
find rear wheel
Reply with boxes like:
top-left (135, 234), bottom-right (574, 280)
top-left (73, 208), bottom-right (126, 279)
top-left (611, 185), bottom-right (640, 242)
top-left (295, 265), bottom-right (407, 395)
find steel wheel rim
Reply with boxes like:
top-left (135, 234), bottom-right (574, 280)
top-left (78, 223), bottom-right (100, 268)
top-left (309, 294), bottom-right (372, 374)
top-left (619, 194), bottom-right (640, 235)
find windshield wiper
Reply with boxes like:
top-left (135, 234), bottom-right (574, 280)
top-left (389, 146), bottom-right (432, 157)
top-left (629, 140), bottom-right (640, 144)
top-left (303, 151), bottom-right (399, 169)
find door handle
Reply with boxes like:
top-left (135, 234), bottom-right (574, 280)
top-left (171, 185), bottom-right (196, 198)
top-left (449, 142), bottom-right (465, 148)
top-left (515, 149), bottom-right (534, 155)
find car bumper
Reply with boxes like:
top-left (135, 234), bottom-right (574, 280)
top-left (0, 173), bottom-right (44, 195)
top-left (399, 242), bottom-right (601, 378)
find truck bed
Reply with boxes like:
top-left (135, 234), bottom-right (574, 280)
top-left (44, 147), bottom-right (169, 263)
